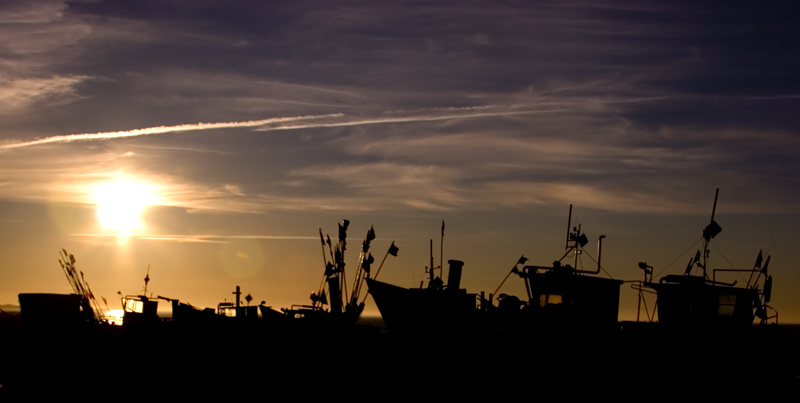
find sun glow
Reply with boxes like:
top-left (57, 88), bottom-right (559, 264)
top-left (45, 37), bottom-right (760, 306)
top-left (93, 179), bottom-right (156, 236)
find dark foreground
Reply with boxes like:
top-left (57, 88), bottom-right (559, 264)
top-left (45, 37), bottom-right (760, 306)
top-left (1, 315), bottom-right (798, 402)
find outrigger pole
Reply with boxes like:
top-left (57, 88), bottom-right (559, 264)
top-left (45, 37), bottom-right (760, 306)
top-left (492, 255), bottom-right (528, 301)
top-left (315, 228), bottom-right (329, 309)
top-left (372, 241), bottom-right (398, 281)
top-left (361, 241), bottom-right (399, 305)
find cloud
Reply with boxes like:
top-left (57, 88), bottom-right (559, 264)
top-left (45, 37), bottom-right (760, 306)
top-left (0, 75), bottom-right (89, 111)
top-left (68, 233), bottom-right (319, 243)
top-left (1, 1), bottom-right (798, 219)
top-left (0, 0), bottom-right (67, 24)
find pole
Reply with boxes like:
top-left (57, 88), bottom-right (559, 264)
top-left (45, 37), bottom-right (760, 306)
top-left (440, 220), bottom-right (444, 279)
top-left (373, 249), bottom-right (391, 281)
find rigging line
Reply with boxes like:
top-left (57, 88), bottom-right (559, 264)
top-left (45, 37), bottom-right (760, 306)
top-left (653, 237), bottom-right (703, 279)
top-left (580, 250), bottom-right (614, 279)
top-left (708, 241), bottom-right (749, 283)
top-left (765, 238), bottom-right (777, 256)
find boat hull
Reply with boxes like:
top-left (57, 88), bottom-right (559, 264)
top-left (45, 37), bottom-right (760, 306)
top-left (366, 278), bottom-right (481, 334)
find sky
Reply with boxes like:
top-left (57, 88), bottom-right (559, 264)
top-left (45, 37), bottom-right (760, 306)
top-left (1, 0), bottom-right (799, 322)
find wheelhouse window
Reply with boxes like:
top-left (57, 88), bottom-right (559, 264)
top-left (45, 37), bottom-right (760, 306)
top-left (124, 299), bottom-right (143, 313)
top-left (539, 294), bottom-right (563, 306)
top-left (718, 294), bottom-right (736, 316)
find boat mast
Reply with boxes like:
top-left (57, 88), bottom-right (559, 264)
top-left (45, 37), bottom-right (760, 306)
top-left (564, 204), bottom-right (573, 251)
top-left (430, 239), bottom-right (435, 284)
top-left (701, 188), bottom-right (721, 279)
top-left (440, 220), bottom-right (444, 281)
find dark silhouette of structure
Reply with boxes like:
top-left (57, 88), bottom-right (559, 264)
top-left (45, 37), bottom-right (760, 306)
top-left (634, 188), bottom-right (778, 327)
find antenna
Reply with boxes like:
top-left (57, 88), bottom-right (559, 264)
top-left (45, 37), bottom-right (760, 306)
top-left (710, 187), bottom-right (719, 223)
top-left (564, 204), bottom-right (573, 250)
top-left (143, 263), bottom-right (151, 296)
top-left (701, 188), bottom-right (721, 279)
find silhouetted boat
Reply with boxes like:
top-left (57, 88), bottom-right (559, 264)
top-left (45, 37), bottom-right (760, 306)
top-left (122, 278), bottom-right (264, 328)
top-left (499, 205), bottom-right (623, 329)
top-left (259, 220), bottom-right (396, 332)
top-left (633, 188), bottom-right (777, 328)
top-left (366, 259), bottom-right (482, 334)
top-left (18, 249), bottom-right (107, 327)
top-left (367, 208), bottom-right (623, 334)
top-left (17, 293), bottom-right (95, 326)
top-left (115, 220), bottom-right (384, 331)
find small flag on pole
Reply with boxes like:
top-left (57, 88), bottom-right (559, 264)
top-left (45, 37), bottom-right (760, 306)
top-left (388, 241), bottom-right (399, 257)
top-left (362, 253), bottom-right (375, 273)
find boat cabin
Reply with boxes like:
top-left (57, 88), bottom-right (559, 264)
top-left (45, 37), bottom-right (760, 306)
top-left (517, 263), bottom-right (623, 326)
top-left (120, 294), bottom-right (161, 327)
top-left (646, 275), bottom-right (758, 328)
top-left (18, 293), bottom-right (95, 326)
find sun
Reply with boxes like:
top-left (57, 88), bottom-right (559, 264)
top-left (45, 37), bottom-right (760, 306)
top-left (94, 179), bottom-right (155, 236)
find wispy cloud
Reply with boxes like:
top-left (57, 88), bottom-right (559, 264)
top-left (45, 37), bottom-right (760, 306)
top-left (0, 75), bottom-right (89, 111)
top-left (0, 1), bottom-right (67, 24)
top-left (69, 233), bottom-right (319, 243)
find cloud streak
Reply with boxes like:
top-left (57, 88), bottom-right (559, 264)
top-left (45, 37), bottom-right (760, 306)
top-left (0, 106), bottom-right (566, 150)
top-left (69, 233), bottom-right (320, 243)
top-left (0, 113), bottom-right (344, 150)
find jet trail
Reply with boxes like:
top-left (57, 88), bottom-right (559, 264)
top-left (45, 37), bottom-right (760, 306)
top-left (0, 113), bottom-right (343, 150)
top-left (0, 106), bottom-right (562, 150)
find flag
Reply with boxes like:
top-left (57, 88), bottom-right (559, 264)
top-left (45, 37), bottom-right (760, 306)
top-left (441, 220), bottom-right (445, 236)
top-left (762, 256), bottom-right (770, 274)
top-left (764, 276), bottom-right (772, 302)
top-left (319, 228), bottom-right (326, 246)
top-left (362, 253), bottom-right (374, 273)
top-left (517, 255), bottom-right (528, 265)
top-left (388, 241), bottom-right (399, 257)
top-left (367, 226), bottom-right (376, 242)
top-left (754, 250), bottom-right (763, 269)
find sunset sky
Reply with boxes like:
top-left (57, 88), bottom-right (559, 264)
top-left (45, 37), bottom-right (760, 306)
top-left (1, 1), bottom-right (799, 322)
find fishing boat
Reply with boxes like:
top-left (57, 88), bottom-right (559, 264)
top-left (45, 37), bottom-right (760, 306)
top-left (368, 208), bottom-right (623, 334)
top-left (487, 205), bottom-right (623, 330)
top-left (366, 220), bottom-right (496, 334)
top-left (256, 220), bottom-right (398, 331)
top-left (18, 249), bottom-right (107, 327)
top-left (633, 188), bottom-right (778, 328)
top-left (216, 285), bottom-right (258, 320)
top-left (119, 269), bottom-right (246, 327)
top-left (367, 258), bottom-right (482, 334)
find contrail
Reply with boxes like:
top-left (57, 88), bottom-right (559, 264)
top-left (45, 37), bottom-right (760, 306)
top-left (254, 108), bottom-right (558, 132)
top-left (0, 106), bottom-right (563, 150)
top-left (0, 113), bottom-right (343, 150)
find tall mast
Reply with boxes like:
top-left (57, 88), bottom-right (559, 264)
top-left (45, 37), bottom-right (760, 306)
top-left (702, 188), bottom-right (721, 279)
